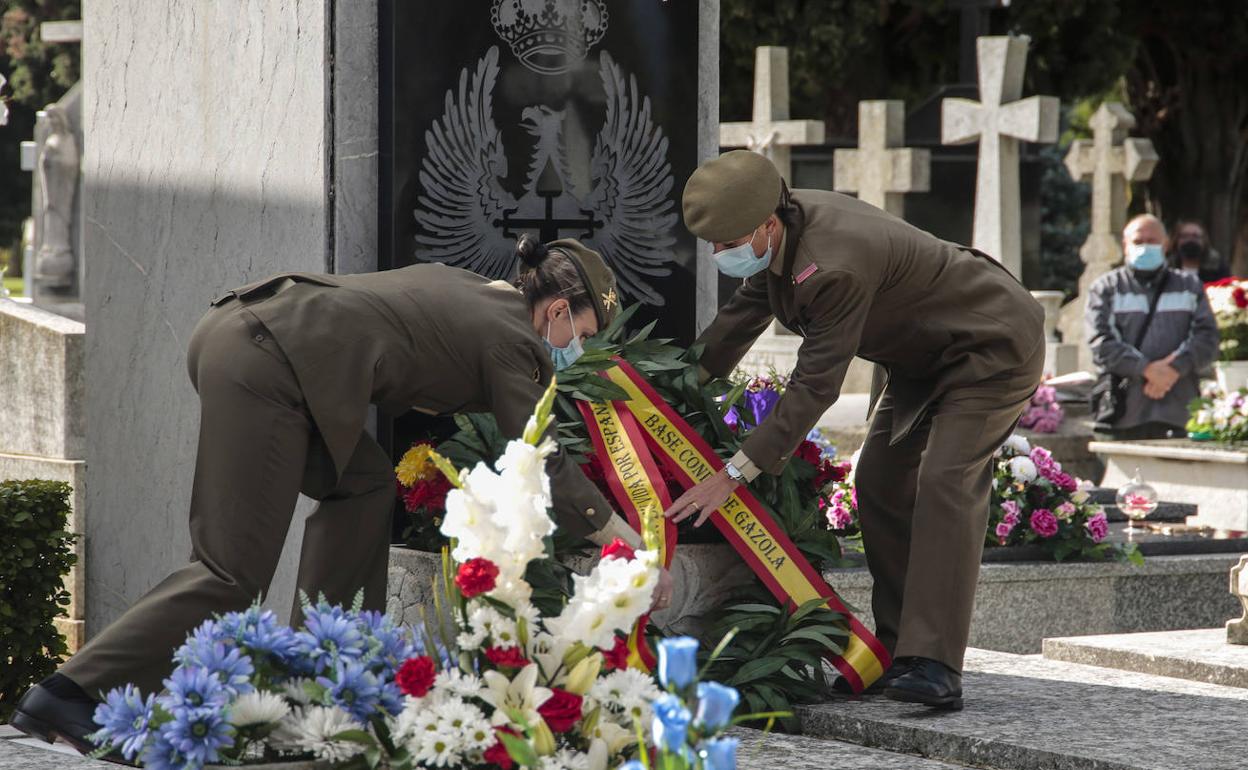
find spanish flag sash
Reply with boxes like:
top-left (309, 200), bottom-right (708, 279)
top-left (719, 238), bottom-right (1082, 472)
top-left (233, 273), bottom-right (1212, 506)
top-left (578, 358), bottom-right (891, 693)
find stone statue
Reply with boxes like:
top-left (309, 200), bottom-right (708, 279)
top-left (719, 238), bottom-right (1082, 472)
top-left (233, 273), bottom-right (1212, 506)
top-left (33, 101), bottom-right (80, 292)
top-left (1229, 555), bottom-right (1248, 645)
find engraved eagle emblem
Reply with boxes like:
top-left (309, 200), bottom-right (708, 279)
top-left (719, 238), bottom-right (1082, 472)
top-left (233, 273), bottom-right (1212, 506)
top-left (413, 46), bottom-right (678, 306)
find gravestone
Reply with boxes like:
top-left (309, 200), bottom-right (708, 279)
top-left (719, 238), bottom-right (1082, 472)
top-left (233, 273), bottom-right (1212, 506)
top-left (941, 35), bottom-right (1059, 278)
top-left (1058, 102), bottom-right (1158, 368)
top-left (0, 300), bottom-right (86, 650)
top-left (1230, 555), bottom-right (1248, 644)
top-left (833, 100), bottom-right (930, 218)
top-left (382, 0), bottom-right (716, 344)
top-left (82, 0), bottom-right (380, 635)
top-left (720, 47), bottom-right (874, 394)
top-left (720, 46), bottom-right (824, 182)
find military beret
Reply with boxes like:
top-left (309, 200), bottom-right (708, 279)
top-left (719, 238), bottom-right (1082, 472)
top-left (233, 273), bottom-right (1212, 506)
top-left (547, 238), bottom-right (619, 329)
top-left (682, 150), bottom-right (783, 242)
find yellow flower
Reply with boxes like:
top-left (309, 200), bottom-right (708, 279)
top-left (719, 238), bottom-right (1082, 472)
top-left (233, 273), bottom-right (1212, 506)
top-left (396, 443), bottom-right (437, 486)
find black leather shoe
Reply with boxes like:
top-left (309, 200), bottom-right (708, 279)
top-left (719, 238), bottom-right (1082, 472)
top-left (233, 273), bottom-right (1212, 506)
top-left (833, 657), bottom-right (915, 695)
top-left (11, 680), bottom-right (102, 755)
top-left (883, 656), bottom-right (964, 710)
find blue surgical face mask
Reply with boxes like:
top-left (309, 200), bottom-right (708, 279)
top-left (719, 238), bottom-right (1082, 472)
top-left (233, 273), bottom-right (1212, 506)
top-left (1126, 242), bottom-right (1165, 272)
top-left (715, 226), bottom-right (772, 279)
top-left (545, 312), bottom-right (584, 371)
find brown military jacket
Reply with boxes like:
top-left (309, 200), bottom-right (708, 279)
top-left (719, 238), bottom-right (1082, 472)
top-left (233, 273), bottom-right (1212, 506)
top-left (697, 189), bottom-right (1045, 476)
top-left (213, 263), bottom-right (613, 538)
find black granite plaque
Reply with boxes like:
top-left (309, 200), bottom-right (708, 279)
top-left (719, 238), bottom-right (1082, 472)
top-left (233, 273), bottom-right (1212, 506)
top-left (381, 0), bottom-right (702, 343)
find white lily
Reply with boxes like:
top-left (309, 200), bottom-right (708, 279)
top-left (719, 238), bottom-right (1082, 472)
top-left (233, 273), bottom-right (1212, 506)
top-left (480, 663), bottom-right (552, 727)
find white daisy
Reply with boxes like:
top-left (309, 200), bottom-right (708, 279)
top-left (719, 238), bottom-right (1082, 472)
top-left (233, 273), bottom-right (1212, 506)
top-left (434, 669), bottom-right (484, 701)
top-left (413, 725), bottom-right (462, 767)
top-left (273, 706), bottom-right (362, 763)
top-left (228, 689), bottom-right (291, 727)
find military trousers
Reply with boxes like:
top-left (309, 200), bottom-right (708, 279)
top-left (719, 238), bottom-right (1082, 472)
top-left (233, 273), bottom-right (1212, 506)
top-left (60, 298), bottom-right (394, 697)
top-left (855, 348), bottom-right (1044, 673)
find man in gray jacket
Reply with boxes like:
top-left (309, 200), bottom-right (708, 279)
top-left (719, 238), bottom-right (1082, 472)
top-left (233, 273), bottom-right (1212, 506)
top-left (1086, 214), bottom-right (1220, 439)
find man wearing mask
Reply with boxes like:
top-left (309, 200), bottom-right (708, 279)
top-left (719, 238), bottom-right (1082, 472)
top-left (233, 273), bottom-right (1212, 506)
top-left (1086, 214), bottom-right (1220, 440)
top-left (666, 150), bottom-right (1045, 710)
top-left (1169, 219), bottom-right (1230, 284)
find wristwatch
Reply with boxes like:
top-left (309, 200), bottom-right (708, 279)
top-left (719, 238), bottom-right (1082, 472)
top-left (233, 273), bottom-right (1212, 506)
top-left (724, 461), bottom-right (746, 483)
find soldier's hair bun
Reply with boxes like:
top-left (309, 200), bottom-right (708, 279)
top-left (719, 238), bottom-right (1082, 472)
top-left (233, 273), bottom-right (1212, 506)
top-left (516, 234), bottom-right (549, 269)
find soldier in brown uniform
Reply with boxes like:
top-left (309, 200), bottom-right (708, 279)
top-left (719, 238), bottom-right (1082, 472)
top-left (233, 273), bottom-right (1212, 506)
top-left (667, 151), bottom-right (1044, 709)
top-left (14, 236), bottom-right (658, 750)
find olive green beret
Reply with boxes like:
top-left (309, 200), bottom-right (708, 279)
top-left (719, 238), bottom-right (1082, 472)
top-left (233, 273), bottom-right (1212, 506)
top-left (548, 238), bottom-right (619, 328)
top-left (682, 150), bottom-right (783, 242)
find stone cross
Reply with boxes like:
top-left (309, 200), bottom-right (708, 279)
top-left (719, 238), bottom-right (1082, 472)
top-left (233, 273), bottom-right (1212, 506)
top-left (1228, 555), bottom-right (1248, 645)
top-left (942, 35), bottom-right (1058, 277)
top-left (720, 46), bottom-right (824, 181)
top-left (1064, 102), bottom-right (1158, 289)
top-left (833, 100), bottom-right (930, 217)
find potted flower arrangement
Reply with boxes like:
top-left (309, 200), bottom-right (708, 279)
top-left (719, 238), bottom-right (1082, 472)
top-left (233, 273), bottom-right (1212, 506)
top-left (821, 436), bottom-right (1141, 564)
top-left (1204, 277), bottom-right (1248, 391)
top-left (1186, 383), bottom-right (1248, 443)
top-left (89, 386), bottom-right (755, 770)
top-left (1017, 385), bottom-right (1064, 434)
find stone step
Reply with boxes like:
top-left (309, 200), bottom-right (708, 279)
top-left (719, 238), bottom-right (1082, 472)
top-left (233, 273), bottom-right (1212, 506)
top-left (1043, 628), bottom-right (1248, 689)
top-left (735, 726), bottom-right (969, 769)
top-left (0, 734), bottom-right (115, 768)
top-left (798, 648), bottom-right (1247, 770)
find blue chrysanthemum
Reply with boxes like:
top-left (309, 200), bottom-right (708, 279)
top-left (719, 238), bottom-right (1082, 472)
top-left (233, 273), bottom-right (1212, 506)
top-left (174, 620), bottom-right (227, 666)
top-left (160, 666), bottom-right (229, 714)
top-left (376, 680), bottom-right (405, 717)
top-left (139, 734), bottom-right (185, 770)
top-left (160, 706), bottom-right (235, 766)
top-left (193, 642), bottom-right (255, 695)
top-left (357, 610), bottom-right (418, 674)
top-left (316, 660), bottom-right (382, 722)
top-left (293, 605), bottom-right (366, 674)
top-left (90, 684), bottom-right (156, 761)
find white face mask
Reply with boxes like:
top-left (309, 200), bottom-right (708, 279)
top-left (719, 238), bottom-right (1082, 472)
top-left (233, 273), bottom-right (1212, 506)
top-left (714, 226), bottom-right (773, 278)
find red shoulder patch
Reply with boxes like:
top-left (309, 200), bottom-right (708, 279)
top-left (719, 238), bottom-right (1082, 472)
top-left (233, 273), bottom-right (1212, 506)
top-left (794, 263), bottom-right (819, 285)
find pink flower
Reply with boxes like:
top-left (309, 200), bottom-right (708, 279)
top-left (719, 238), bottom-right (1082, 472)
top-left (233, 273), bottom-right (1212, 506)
top-left (995, 521), bottom-right (1015, 544)
top-left (1053, 472), bottom-right (1078, 493)
top-left (1030, 508), bottom-right (1059, 538)
top-left (1055, 502), bottom-right (1077, 520)
top-left (1001, 500), bottom-right (1021, 520)
top-left (1085, 511), bottom-right (1109, 543)
top-left (826, 503), bottom-right (854, 530)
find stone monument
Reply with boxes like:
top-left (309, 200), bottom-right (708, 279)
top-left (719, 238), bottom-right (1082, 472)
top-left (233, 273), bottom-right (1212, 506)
top-left (833, 100), bottom-right (930, 218)
top-left (1058, 102), bottom-right (1158, 368)
top-left (1229, 555), bottom-right (1248, 644)
top-left (942, 35), bottom-right (1059, 278)
top-left (33, 97), bottom-right (81, 298)
top-left (1030, 289), bottom-right (1076, 376)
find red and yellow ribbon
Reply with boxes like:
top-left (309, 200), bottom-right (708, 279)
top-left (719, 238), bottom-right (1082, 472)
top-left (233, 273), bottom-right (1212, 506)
top-left (580, 359), bottom-right (891, 692)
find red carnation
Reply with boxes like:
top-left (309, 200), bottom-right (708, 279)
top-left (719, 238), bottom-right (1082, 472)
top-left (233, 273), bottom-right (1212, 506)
top-left (485, 645), bottom-right (530, 669)
top-left (1234, 286), bottom-right (1248, 309)
top-left (796, 440), bottom-right (822, 467)
top-left (402, 475), bottom-right (453, 514)
top-left (455, 557), bottom-right (500, 598)
top-left (396, 655), bottom-right (437, 698)
top-left (602, 634), bottom-right (631, 672)
top-left (600, 537), bottom-right (637, 562)
top-left (815, 459), bottom-right (849, 488)
top-left (484, 727), bottom-right (519, 770)
top-left (537, 688), bottom-right (584, 733)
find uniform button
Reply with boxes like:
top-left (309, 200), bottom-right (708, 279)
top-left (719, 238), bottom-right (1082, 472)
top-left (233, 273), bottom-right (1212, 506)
top-left (254, 334), bottom-right (265, 342)
top-left (585, 508), bottom-right (596, 517)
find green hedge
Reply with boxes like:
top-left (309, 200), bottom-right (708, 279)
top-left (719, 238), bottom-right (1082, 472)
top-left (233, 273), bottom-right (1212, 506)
top-left (0, 480), bottom-right (77, 721)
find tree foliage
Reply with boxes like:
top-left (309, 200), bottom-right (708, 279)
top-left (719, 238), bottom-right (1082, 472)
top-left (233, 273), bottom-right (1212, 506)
top-left (721, 0), bottom-right (1248, 273)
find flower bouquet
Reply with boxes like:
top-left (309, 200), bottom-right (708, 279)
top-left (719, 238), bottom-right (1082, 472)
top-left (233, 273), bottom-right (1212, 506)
top-left (990, 436), bottom-right (1141, 563)
top-left (90, 384), bottom-right (757, 770)
top-left (821, 437), bottom-right (1142, 564)
top-left (1017, 385), bottom-right (1064, 434)
top-left (1204, 277), bottom-right (1248, 362)
top-left (1186, 383), bottom-right (1248, 443)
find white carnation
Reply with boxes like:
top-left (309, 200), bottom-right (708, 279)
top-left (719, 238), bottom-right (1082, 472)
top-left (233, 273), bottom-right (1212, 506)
top-left (1008, 456), bottom-right (1038, 483)
top-left (1000, 434), bottom-right (1032, 457)
top-left (590, 669), bottom-right (661, 727)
